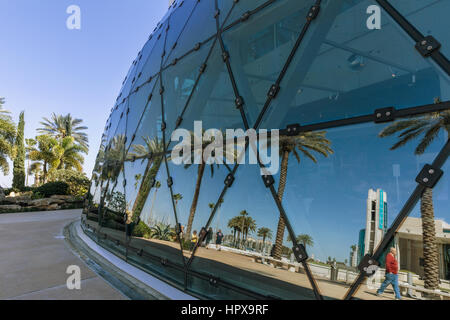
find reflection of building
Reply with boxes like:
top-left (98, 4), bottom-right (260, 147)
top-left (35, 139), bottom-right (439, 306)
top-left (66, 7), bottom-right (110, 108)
top-left (395, 217), bottom-right (450, 280)
top-left (350, 245), bottom-right (358, 267)
top-left (358, 189), bottom-right (388, 263)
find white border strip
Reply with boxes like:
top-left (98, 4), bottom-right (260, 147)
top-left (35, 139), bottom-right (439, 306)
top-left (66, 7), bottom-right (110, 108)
top-left (75, 221), bottom-right (196, 300)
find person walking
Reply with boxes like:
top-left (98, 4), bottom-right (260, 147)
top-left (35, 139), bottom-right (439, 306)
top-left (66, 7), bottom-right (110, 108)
top-left (190, 230), bottom-right (198, 252)
top-left (377, 247), bottom-right (402, 300)
top-left (216, 229), bottom-right (224, 251)
top-left (205, 227), bottom-right (213, 249)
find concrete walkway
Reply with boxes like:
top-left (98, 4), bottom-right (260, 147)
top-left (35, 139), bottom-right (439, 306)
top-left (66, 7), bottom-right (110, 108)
top-left (0, 209), bottom-right (126, 300)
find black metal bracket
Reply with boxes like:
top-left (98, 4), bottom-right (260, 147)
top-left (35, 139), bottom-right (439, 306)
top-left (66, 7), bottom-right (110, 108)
top-left (222, 51), bottom-right (230, 62)
top-left (374, 107), bottom-right (396, 123)
top-left (209, 276), bottom-right (220, 287)
top-left (267, 84), bottom-right (280, 99)
top-left (161, 258), bottom-right (168, 266)
top-left (176, 116), bottom-right (183, 127)
top-left (286, 123), bottom-right (301, 136)
top-left (306, 5), bottom-right (320, 21)
top-left (415, 164), bottom-right (443, 188)
top-left (415, 36), bottom-right (441, 57)
top-left (199, 63), bottom-right (207, 74)
top-left (235, 96), bottom-right (244, 109)
top-left (241, 11), bottom-right (250, 22)
top-left (167, 177), bottom-right (173, 187)
top-left (262, 174), bottom-right (274, 188)
top-left (293, 243), bottom-right (308, 263)
top-left (199, 227), bottom-right (208, 243)
top-left (224, 174), bottom-right (235, 187)
top-left (161, 121), bottom-right (167, 131)
top-left (175, 222), bottom-right (182, 235)
top-left (358, 254), bottom-right (380, 277)
top-left (138, 248), bottom-right (143, 256)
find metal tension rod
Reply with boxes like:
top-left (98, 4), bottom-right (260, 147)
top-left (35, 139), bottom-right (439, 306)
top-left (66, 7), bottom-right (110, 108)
top-left (344, 138), bottom-right (450, 300)
top-left (278, 100), bottom-right (450, 136)
top-left (376, 0), bottom-right (450, 75)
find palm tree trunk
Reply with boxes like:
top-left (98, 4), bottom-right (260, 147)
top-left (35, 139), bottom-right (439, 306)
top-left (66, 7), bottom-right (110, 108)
top-left (148, 188), bottom-right (158, 226)
top-left (132, 159), bottom-right (153, 213)
top-left (273, 150), bottom-right (290, 260)
top-left (185, 162), bottom-right (206, 241)
top-left (43, 161), bottom-right (48, 183)
top-left (421, 187), bottom-right (440, 291)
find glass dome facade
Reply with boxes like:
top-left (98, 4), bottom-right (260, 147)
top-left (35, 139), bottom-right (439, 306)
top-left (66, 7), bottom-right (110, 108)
top-left (82, 0), bottom-right (450, 300)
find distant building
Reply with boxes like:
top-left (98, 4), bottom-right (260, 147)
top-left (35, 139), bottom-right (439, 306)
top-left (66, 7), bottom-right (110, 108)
top-left (350, 245), bottom-right (358, 267)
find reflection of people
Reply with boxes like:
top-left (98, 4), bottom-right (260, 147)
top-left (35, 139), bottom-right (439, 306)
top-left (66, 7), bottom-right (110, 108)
top-left (216, 229), bottom-right (223, 251)
top-left (377, 247), bottom-right (401, 300)
top-left (190, 230), bottom-right (198, 251)
top-left (205, 227), bottom-right (213, 249)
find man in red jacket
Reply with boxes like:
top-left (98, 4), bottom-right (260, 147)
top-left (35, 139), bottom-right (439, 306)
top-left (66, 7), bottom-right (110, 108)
top-left (377, 247), bottom-right (401, 299)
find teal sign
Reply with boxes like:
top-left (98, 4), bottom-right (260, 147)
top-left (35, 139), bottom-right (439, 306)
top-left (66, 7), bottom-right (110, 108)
top-left (379, 190), bottom-right (384, 230)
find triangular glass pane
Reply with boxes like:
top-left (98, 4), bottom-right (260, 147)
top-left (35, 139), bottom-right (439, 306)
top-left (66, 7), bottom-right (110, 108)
top-left (165, 151), bottom-right (231, 261)
top-left (259, 0), bottom-right (450, 130)
top-left (221, 0), bottom-right (269, 27)
top-left (162, 0), bottom-right (217, 69)
top-left (125, 76), bottom-right (158, 151)
top-left (125, 159), bottom-right (186, 287)
top-left (163, 0), bottom-right (198, 66)
top-left (133, 21), bottom-right (167, 90)
top-left (162, 37), bottom-right (215, 136)
top-left (172, 43), bottom-right (244, 134)
top-left (269, 116), bottom-right (448, 300)
top-left (221, 0), bottom-right (315, 126)
top-left (390, 0), bottom-right (450, 59)
top-left (187, 163), bottom-right (316, 299)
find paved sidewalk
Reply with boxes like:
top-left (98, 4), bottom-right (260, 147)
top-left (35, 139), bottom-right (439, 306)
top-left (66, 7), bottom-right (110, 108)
top-left (0, 209), bottom-right (126, 300)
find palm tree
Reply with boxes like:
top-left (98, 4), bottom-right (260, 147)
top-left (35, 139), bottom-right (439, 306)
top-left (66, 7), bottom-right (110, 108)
top-left (287, 234), bottom-right (314, 250)
top-left (38, 113), bottom-right (89, 149)
top-left (239, 210), bottom-right (248, 245)
top-left (174, 193), bottom-right (183, 206)
top-left (53, 136), bottom-right (87, 172)
top-left (0, 98), bottom-right (16, 175)
top-left (243, 216), bottom-right (257, 242)
top-left (148, 180), bottom-right (161, 226)
top-left (128, 136), bottom-right (164, 221)
top-left (272, 131), bottom-right (333, 260)
top-left (27, 135), bottom-right (59, 183)
top-left (227, 216), bottom-right (241, 246)
top-left (28, 162), bottom-right (43, 186)
top-left (379, 108), bottom-right (449, 291)
top-left (182, 130), bottom-right (235, 241)
top-left (257, 227), bottom-right (273, 249)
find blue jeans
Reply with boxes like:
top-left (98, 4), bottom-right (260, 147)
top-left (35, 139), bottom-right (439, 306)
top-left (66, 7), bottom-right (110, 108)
top-left (377, 273), bottom-right (401, 299)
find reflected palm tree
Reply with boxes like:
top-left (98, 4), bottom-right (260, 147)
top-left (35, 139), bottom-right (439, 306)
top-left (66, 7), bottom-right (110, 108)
top-left (150, 223), bottom-right (176, 241)
top-left (227, 216), bottom-right (241, 246)
top-left (287, 234), bottom-right (314, 251)
top-left (148, 180), bottom-right (161, 226)
top-left (128, 136), bottom-right (164, 223)
top-left (273, 131), bottom-right (333, 260)
top-left (379, 107), bottom-right (449, 291)
top-left (182, 130), bottom-right (235, 241)
top-left (257, 227), bottom-right (273, 251)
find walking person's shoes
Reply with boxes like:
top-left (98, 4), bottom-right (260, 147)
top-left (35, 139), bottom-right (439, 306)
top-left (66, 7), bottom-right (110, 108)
top-left (376, 292), bottom-right (381, 297)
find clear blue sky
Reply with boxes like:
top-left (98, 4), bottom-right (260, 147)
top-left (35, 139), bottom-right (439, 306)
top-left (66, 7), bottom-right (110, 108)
top-left (0, 0), bottom-right (168, 187)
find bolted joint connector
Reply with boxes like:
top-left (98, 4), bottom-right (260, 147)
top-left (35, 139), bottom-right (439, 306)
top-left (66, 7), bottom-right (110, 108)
top-left (161, 121), bottom-right (166, 131)
top-left (306, 5), bottom-right (320, 21)
top-left (267, 84), bottom-right (280, 99)
top-left (175, 223), bottom-right (182, 235)
top-left (159, 86), bottom-right (165, 95)
top-left (194, 42), bottom-right (201, 51)
top-left (150, 178), bottom-right (156, 188)
top-left (176, 116), bottom-right (183, 127)
top-left (224, 173), bottom-right (235, 187)
top-left (222, 51), bottom-right (230, 62)
top-left (209, 276), bottom-right (219, 287)
top-left (199, 63), bottom-right (207, 74)
top-left (293, 243), bottom-right (308, 263)
top-left (172, 58), bottom-right (178, 66)
top-left (123, 179), bottom-right (127, 187)
top-left (286, 123), bottom-right (301, 136)
top-left (115, 239), bottom-right (120, 246)
top-left (214, 10), bottom-right (220, 19)
top-left (358, 254), bottom-right (380, 277)
top-left (161, 258), bottom-right (168, 266)
top-left (262, 174), bottom-right (274, 188)
top-left (374, 107), bottom-right (396, 123)
top-left (235, 96), bottom-right (244, 109)
top-left (167, 177), bottom-right (173, 188)
top-left (416, 164), bottom-right (443, 188)
top-left (131, 134), bottom-right (136, 142)
top-left (147, 93), bottom-right (153, 102)
top-left (138, 248), bottom-right (143, 256)
top-left (241, 11), bottom-right (250, 22)
top-left (415, 36), bottom-right (441, 57)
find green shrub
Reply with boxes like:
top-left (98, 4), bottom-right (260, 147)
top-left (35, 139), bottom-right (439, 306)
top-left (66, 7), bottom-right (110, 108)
top-left (36, 181), bottom-right (69, 198)
top-left (132, 221), bottom-right (152, 238)
top-left (31, 191), bottom-right (45, 200)
top-left (48, 170), bottom-right (90, 197)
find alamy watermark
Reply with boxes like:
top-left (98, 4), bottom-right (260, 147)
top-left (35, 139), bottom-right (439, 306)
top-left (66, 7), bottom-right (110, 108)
top-left (66, 5), bottom-right (81, 30)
